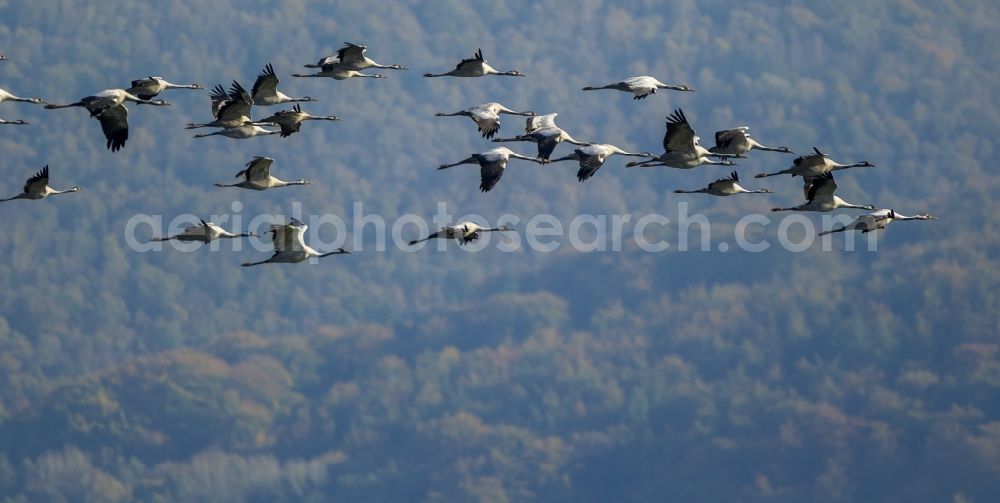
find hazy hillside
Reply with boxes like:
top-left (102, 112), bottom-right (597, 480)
top-left (0, 0), bottom-right (997, 501)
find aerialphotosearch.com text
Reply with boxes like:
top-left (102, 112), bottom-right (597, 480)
top-left (123, 201), bottom-right (883, 254)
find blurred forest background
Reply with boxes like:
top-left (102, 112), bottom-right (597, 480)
top-left (0, 0), bottom-right (998, 501)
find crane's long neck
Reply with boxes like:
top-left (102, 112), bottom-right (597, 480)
top-left (319, 248), bottom-right (350, 257)
top-left (51, 187), bottom-right (80, 195)
top-left (369, 61), bottom-right (404, 70)
top-left (305, 115), bottom-right (339, 121)
top-left (612, 149), bottom-right (648, 157)
top-left (165, 82), bottom-right (201, 90)
top-left (832, 162), bottom-right (868, 170)
top-left (655, 83), bottom-right (688, 91)
top-left (561, 134), bottom-right (589, 147)
top-left (271, 178), bottom-right (298, 187)
top-left (834, 197), bottom-right (872, 210)
top-left (509, 153), bottom-right (542, 163)
top-left (749, 139), bottom-right (786, 152)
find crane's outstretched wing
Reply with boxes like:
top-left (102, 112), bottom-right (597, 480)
top-left (269, 220), bottom-right (306, 252)
top-left (216, 81), bottom-right (253, 122)
top-left (663, 109), bottom-right (696, 153)
top-left (713, 128), bottom-right (749, 150)
top-left (576, 149), bottom-right (607, 181)
top-left (805, 173), bottom-right (837, 203)
top-left (534, 128), bottom-right (563, 160)
top-left (479, 158), bottom-right (507, 192)
top-left (470, 109), bottom-right (501, 138)
top-left (23, 165), bottom-right (49, 194)
top-left (526, 113), bottom-right (557, 133)
top-left (337, 42), bottom-right (367, 65)
top-left (96, 104), bottom-right (128, 152)
top-left (127, 77), bottom-right (160, 100)
top-left (237, 156), bottom-right (273, 181)
top-left (455, 48), bottom-right (485, 71)
top-left (252, 63), bottom-right (280, 99)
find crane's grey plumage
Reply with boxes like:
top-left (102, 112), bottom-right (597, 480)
top-left (548, 144), bottom-right (652, 181)
top-left (258, 104), bottom-right (339, 137)
top-left (626, 109), bottom-right (738, 169)
top-left (186, 81), bottom-right (255, 129)
top-left (152, 219), bottom-right (256, 243)
top-left (44, 89), bottom-right (168, 116)
top-left (45, 89), bottom-right (160, 151)
top-left (755, 147), bottom-right (875, 179)
top-left (292, 64), bottom-right (386, 79)
top-left (674, 171), bottom-right (771, 196)
top-left (1, 166), bottom-right (81, 202)
top-left (215, 156), bottom-right (311, 190)
top-left (771, 173), bottom-right (875, 212)
top-left (0, 87), bottom-right (47, 106)
top-left (193, 122), bottom-right (279, 139)
top-left (252, 63), bottom-right (316, 106)
top-left (126, 76), bottom-right (202, 101)
top-left (492, 113), bottom-right (590, 161)
top-left (408, 222), bottom-right (514, 246)
top-left (582, 76), bottom-right (693, 99)
top-left (94, 104), bottom-right (129, 151)
top-left (423, 48), bottom-right (524, 78)
top-left (305, 42), bottom-right (406, 71)
top-left (438, 147), bottom-right (546, 192)
top-left (435, 102), bottom-right (535, 139)
top-left (242, 218), bottom-right (350, 266)
top-left (819, 209), bottom-right (938, 236)
top-left (709, 127), bottom-right (793, 156)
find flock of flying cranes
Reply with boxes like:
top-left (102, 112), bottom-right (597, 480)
top-left (0, 44), bottom-right (936, 264)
